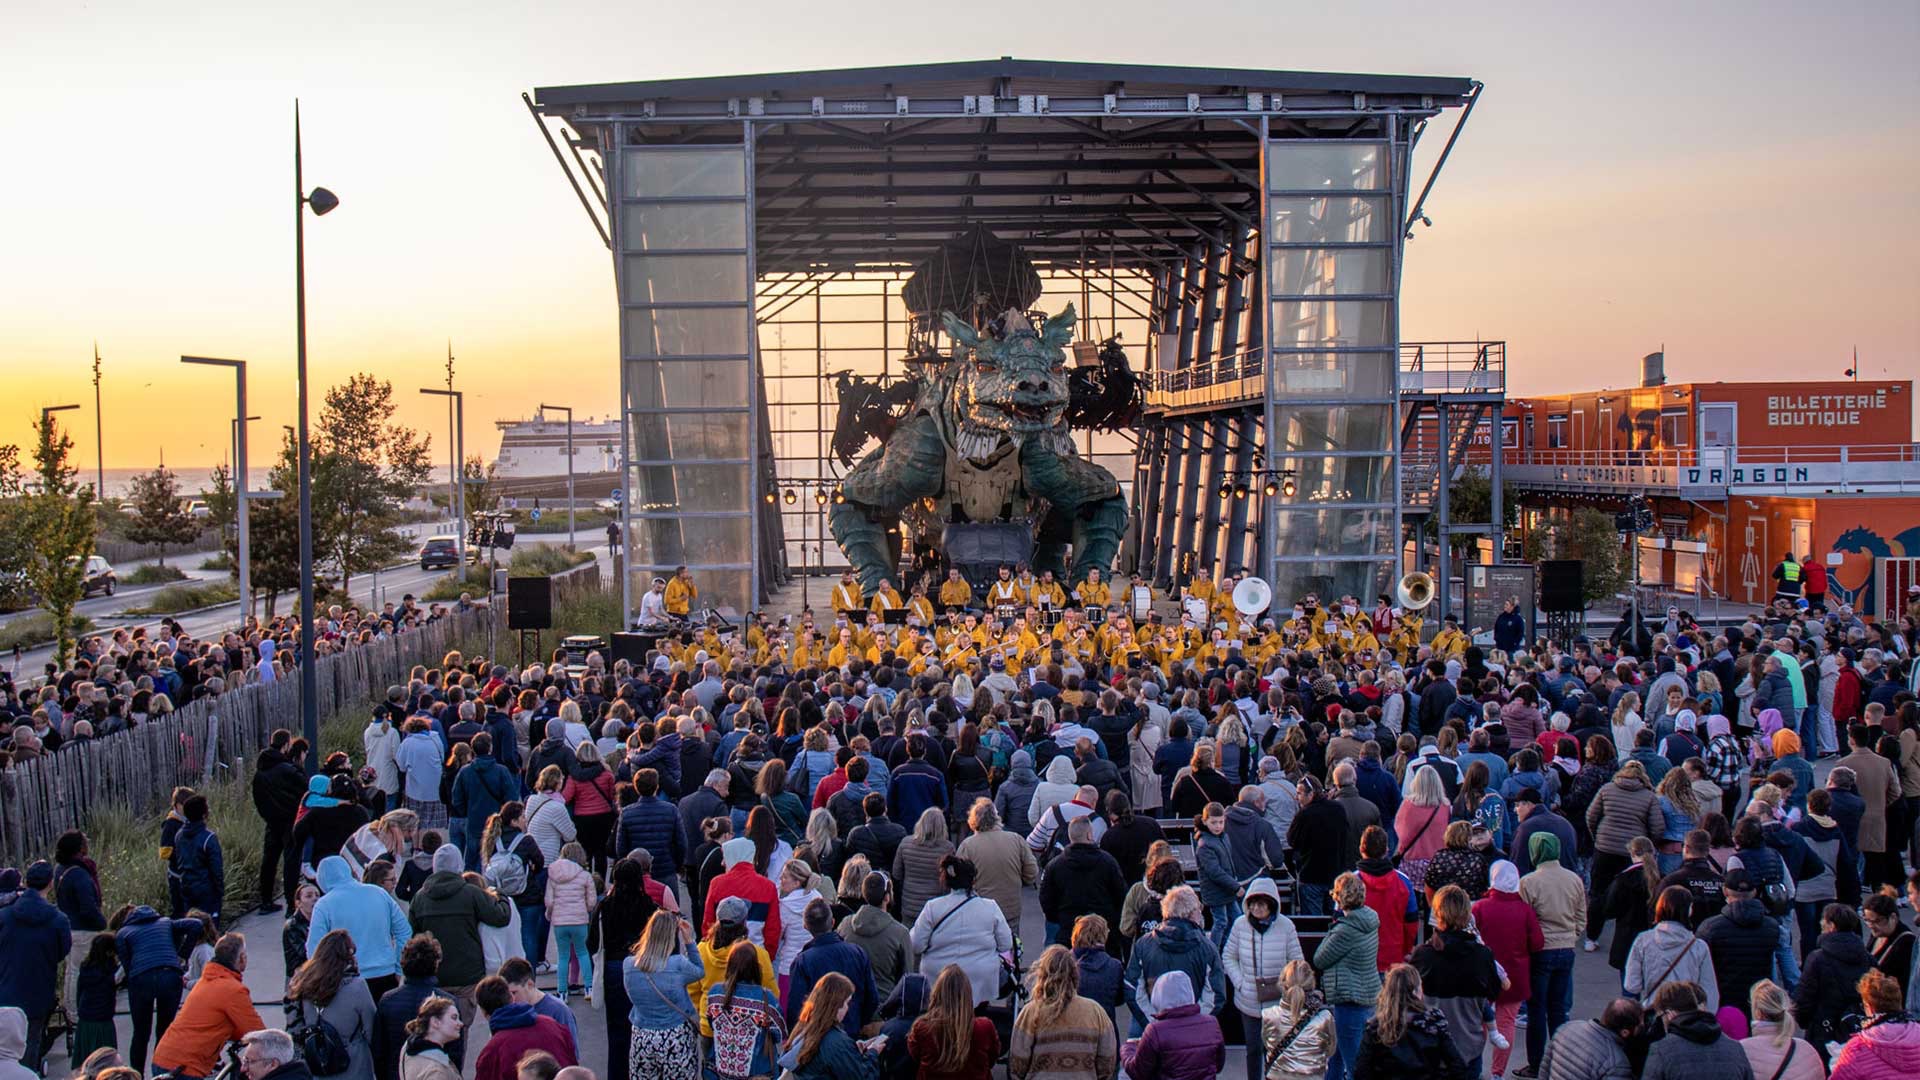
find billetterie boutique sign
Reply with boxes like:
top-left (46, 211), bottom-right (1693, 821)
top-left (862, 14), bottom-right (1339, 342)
top-left (1767, 390), bottom-right (1889, 427)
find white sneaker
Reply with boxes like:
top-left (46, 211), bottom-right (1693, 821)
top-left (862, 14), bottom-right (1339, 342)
top-left (1490, 1027), bottom-right (1511, 1050)
top-left (1582, 938), bottom-right (1598, 952)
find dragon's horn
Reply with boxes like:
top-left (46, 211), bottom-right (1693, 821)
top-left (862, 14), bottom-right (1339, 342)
top-left (1041, 304), bottom-right (1076, 347)
top-left (940, 311), bottom-right (981, 350)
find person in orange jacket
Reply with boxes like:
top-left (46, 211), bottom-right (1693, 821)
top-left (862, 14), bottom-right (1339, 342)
top-left (154, 932), bottom-right (266, 1079)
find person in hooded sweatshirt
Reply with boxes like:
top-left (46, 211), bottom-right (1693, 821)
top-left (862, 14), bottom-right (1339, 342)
top-left (1623, 886), bottom-right (1719, 1013)
top-left (1641, 980), bottom-right (1754, 1080)
top-left (409, 844), bottom-right (513, 1028)
top-left (1222, 877), bottom-right (1301, 1080)
top-left (1828, 967), bottom-right (1920, 1080)
top-left (1120, 970), bottom-right (1225, 1080)
top-left (992, 750), bottom-right (1042, 838)
top-left (0, 1008), bottom-right (39, 1080)
top-left (309, 854), bottom-right (415, 1002)
top-left (473, 974), bottom-right (576, 1080)
top-left (1027, 755), bottom-right (1081, 832)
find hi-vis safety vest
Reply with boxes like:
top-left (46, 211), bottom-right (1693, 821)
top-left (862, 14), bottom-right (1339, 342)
top-left (1779, 561), bottom-right (1802, 582)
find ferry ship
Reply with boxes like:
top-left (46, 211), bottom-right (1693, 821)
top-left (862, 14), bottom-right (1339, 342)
top-left (491, 412), bottom-right (622, 482)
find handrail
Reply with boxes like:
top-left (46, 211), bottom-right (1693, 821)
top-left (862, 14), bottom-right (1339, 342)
top-left (1505, 444), bottom-right (1920, 469)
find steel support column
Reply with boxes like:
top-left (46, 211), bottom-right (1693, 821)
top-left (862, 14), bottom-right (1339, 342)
top-left (1225, 413), bottom-right (1257, 572)
top-left (1197, 417), bottom-right (1232, 578)
top-left (1435, 400), bottom-right (1451, 622)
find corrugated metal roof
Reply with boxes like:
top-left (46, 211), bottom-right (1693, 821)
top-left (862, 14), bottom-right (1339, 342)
top-left (534, 57), bottom-right (1472, 109)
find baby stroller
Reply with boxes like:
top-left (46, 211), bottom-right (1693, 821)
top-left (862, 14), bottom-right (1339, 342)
top-left (984, 934), bottom-right (1026, 1061)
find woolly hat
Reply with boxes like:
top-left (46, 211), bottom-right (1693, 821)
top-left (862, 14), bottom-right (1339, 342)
top-left (722, 836), bottom-right (757, 869)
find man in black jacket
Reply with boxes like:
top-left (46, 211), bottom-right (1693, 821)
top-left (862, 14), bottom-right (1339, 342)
top-left (847, 792), bottom-right (908, 870)
top-left (1072, 737), bottom-right (1122, 806)
top-left (1413, 660), bottom-right (1456, 739)
top-left (251, 732), bottom-right (308, 914)
top-left (1656, 830), bottom-right (1726, 926)
top-left (1285, 776), bottom-right (1349, 915)
top-left (1696, 869), bottom-right (1779, 1020)
top-left (1038, 816), bottom-right (1127, 949)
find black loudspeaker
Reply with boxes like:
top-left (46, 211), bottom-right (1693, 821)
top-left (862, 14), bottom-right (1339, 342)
top-left (610, 631), bottom-right (659, 666)
top-left (1539, 560), bottom-right (1585, 613)
top-left (506, 577), bottom-right (553, 630)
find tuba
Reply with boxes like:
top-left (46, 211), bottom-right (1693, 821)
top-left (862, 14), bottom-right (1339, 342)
top-left (1395, 571), bottom-right (1435, 612)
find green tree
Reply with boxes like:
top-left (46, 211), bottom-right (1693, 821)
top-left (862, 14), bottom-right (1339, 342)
top-left (230, 434), bottom-right (303, 616)
top-left (311, 374), bottom-right (432, 593)
top-left (24, 415), bottom-right (97, 667)
top-left (204, 463), bottom-right (238, 551)
top-left (1422, 466), bottom-right (1520, 562)
top-left (0, 446), bottom-right (31, 610)
top-left (124, 465), bottom-right (199, 566)
top-left (1555, 507), bottom-right (1628, 606)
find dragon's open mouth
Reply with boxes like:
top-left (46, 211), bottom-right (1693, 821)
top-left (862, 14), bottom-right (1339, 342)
top-left (1000, 402), bottom-right (1056, 423)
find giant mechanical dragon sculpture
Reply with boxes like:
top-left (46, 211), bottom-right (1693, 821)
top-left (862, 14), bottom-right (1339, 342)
top-left (827, 303), bottom-right (1132, 591)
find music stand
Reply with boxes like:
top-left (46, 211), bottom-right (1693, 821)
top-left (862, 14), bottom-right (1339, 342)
top-left (882, 607), bottom-right (909, 626)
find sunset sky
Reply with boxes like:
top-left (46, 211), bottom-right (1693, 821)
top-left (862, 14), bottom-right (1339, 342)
top-left (2, 1), bottom-right (1915, 476)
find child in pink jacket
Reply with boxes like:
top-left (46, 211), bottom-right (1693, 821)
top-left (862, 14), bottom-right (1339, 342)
top-left (543, 841), bottom-right (601, 1002)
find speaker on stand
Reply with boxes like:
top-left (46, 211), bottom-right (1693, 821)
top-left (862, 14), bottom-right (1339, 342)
top-left (507, 577), bottom-right (554, 666)
top-left (1539, 560), bottom-right (1586, 645)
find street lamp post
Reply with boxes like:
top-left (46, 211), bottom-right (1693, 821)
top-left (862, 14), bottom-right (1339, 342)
top-left (183, 356), bottom-right (251, 624)
top-left (421, 389), bottom-right (465, 572)
top-left (538, 403), bottom-right (575, 549)
top-left (294, 100), bottom-right (339, 774)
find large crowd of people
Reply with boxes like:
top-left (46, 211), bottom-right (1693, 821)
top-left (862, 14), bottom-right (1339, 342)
top-left (0, 567), bottom-right (1918, 1080)
top-left (0, 594), bottom-right (469, 769)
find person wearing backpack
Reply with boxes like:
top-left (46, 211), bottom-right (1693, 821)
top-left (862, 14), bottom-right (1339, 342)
top-left (287, 929), bottom-right (377, 1080)
top-left (171, 795), bottom-right (226, 924)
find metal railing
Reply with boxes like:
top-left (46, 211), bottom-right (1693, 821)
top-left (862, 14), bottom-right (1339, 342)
top-left (1398, 341), bottom-right (1506, 395)
top-left (1506, 444), bottom-right (1920, 468)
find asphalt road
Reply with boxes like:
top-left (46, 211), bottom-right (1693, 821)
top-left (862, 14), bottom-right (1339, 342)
top-left (5, 523), bottom-right (610, 684)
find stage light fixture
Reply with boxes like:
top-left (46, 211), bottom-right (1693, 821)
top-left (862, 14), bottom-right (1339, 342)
top-left (1216, 481), bottom-right (1232, 500)
top-left (833, 488), bottom-right (846, 505)
top-left (764, 491), bottom-right (776, 505)
top-left (1282, 477), bottom-right (1297, 498)
top-left (1233, 482), bottom-right (1249, 499)
top-left (782, 488), bottom-right (797, 506)
top-left (1263, 478), bottom-right (1279, 497)
top-left (814, 488), bottom-right (828, 505)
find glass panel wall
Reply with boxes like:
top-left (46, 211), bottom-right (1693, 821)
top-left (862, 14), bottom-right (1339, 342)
top-left (1266, 138), bottom-right (1400, 603)
top-left (618, 143), bottom-right (754, 613)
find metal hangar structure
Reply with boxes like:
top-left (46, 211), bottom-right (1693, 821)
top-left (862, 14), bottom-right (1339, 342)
top-left (528, 58), bottom-right (1479, 624)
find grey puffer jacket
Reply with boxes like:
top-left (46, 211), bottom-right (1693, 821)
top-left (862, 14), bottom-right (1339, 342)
top-left (1536, 1018), bottom-right (1634, 1080)
top-left (1622, 920), bottom-right (1719, 1013)
top-left (1584, 773), bottom-right (1664, 857)
top-left (992, 752), bottom-right (1040, 837)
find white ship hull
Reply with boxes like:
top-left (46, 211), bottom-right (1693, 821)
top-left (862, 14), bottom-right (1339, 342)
top-left (492, 416), bottom-right (623, 479)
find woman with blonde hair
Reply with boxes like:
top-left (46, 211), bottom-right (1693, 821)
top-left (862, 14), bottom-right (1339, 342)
top-left (891, 807), bottom-right (954, 924)
top-left (1349, 963), bottom-right (1468, 1077)
top-left (1384, 767), bottom-right (1444, 899)
top-left (1611, 691), bottom-right (1645, 759)
top-left (1214, 711), bottom-right (1251, 788)
top-left (623, 910), bottom-right (704, 1079)
top-left (1738, 978), bottom-right (1823, 1080)
top-left (1008, 945), bottom-right (1116, 1080)
top-left (1654, 767), bottom-right (1703, 874)
top-left (1260, 960), bottom-right (1335, 1080)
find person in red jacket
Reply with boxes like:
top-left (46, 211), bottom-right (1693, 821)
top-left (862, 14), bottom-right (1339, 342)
top-left (1833, 650), bottom-right (1866, 730)
top-left (1353, 826), bottom-right (1419, 971)
top-left (1803, 554), bottom-right (1828, 610)
top-left (1471, 859), bottom-right (1544, 1080)
top-left (472, 974), bottom-right (576, 1080)
top-left (701, 836), bottom-right (781, 955)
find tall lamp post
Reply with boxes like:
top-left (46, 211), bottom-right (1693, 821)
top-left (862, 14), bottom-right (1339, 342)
top-left (181, 357), bottom-right (252, 624)
top-left (294, 100), bottom-right (339, 772)
top-left (421, 389), bottom-right (465, 571)
top-left (538, 403), bottom-right (575, 549)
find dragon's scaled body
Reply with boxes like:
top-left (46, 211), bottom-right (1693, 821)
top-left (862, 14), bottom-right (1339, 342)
top-left (828, 305), bottom-right (1128, 590)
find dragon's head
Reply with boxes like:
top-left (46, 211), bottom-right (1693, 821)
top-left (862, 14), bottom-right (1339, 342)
top-left (941, 306), bottom-right (1074, 444)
